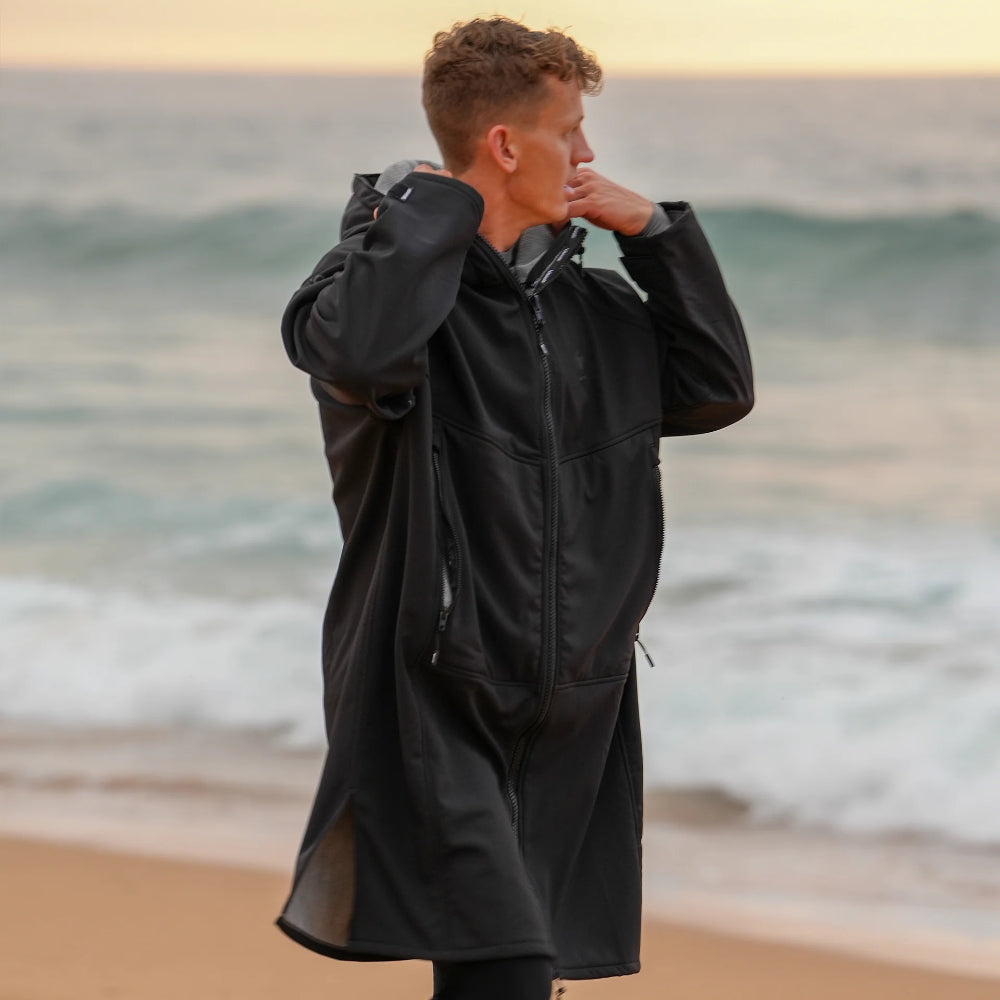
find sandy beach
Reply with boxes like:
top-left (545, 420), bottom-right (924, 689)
top-left (2, 723), bottom-right (1000, 998)
top-left (3, 833), bottom-right (1000, 1000)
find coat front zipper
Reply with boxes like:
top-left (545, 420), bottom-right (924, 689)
top-left (474, 227), bottom-right (587, 845)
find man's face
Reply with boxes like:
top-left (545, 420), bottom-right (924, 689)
top-left (507, 75), bottom-right (594, 227)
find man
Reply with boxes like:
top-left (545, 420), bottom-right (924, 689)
top-left (277, 16), bottom-right (752, 999)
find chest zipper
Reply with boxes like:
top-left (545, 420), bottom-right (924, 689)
top-left (431, 444), bottom-right (460, 666)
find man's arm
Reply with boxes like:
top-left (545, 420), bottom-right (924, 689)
top-left (568, 169), bottom-right (754, 436)
top-left (281, 172), bottom-right (483, 417)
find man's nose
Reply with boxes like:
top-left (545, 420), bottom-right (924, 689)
top-left (574, 129), bottom-right (595, 165)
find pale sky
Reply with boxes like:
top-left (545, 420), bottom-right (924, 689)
top-left (5, 0), bottom-right (999, 75)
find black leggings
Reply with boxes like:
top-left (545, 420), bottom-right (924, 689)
top-left (431, 955), bottom-right (554, 1000)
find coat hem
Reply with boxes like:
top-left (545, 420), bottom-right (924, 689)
top-left (275, 915), bottom-right (555, 965)
top-left (555, 960), bottom-right (640, 980)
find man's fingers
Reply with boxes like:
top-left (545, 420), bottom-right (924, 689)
top-left (374, 163), bottom-right (452, 218)
top-left (414, 164), bottom-right (453, 177)
top-left (567, 193), bottom-right (590, 218)
top-left (565, 168), bottom-right (654, 235)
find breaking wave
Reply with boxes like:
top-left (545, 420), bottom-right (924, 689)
top-left (4, 200), bottom-right (999, 342)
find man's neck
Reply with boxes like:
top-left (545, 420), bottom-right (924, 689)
top-left (478, 211), bottom-right (530, 254)
top-left (453, 166), bottom-right (535, 253)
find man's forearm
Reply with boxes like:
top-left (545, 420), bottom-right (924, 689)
top-left (616, 202), bottom-right (754, 435)
top-left (281, 173), bottom-right (484, 411)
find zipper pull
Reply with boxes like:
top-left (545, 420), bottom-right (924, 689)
top-left (635, 633), bottom-right (656, 669)
top-left (530, 295), bottom-right (544, 328)
top-left (431, 604), bottom-right (452, 666)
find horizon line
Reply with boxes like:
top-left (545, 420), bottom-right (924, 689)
top-left (5, 61), bottom-right (1000, 81)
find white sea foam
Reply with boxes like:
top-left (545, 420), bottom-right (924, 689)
top-left (0, 575), bottom-right (328, 747)
top-left (2, 517), bottom-right (997, 846)
top-left (639, 520), bottom-right (1000, 846)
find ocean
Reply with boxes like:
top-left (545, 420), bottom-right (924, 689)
top-left (2, 69), bottom-right (999, 963)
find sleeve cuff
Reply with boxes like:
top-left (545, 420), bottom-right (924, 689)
top-left (636, 202), bottom-right (690, 238)
top-left (636, 204), bottom-right (671, 238)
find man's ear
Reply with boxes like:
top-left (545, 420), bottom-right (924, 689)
top-left (485, 124), bottom-right (518, 174)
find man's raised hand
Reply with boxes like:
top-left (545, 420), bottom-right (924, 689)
top-left (566, 168), bottom-right (654, 236)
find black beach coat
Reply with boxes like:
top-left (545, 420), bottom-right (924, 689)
top-left (276, 169), bottom-right (753, 980)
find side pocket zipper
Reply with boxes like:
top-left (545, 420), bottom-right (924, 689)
top-left (635, 633), bottom-right (656, 669)
top-left (431, 443), bottom-right (459, 666)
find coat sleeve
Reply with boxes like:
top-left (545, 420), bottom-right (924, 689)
top-left (615, 202), bottom-right (754, 436)
top-left (281, 172), bottom-right (484, 419)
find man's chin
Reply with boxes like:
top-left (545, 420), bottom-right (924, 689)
top-left (519, 201), bottom-right (571, 233)
top-left (544, 201), bottom-right (572, 227)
